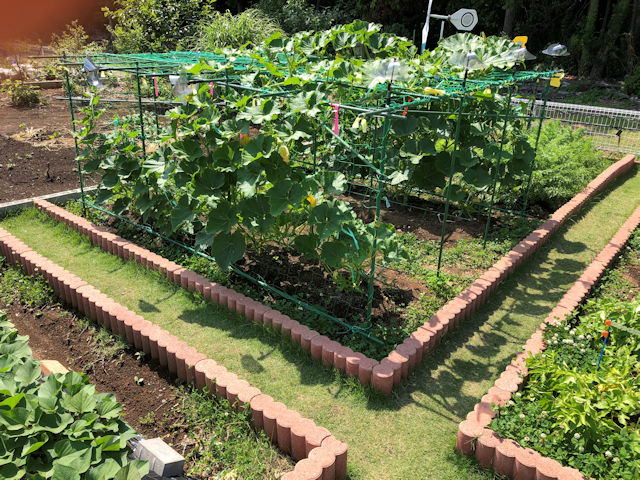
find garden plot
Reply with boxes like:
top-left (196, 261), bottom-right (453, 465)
top-left (1, 162), bottom-right (639, 480)
top-left (0, 254), bottom-right (294, 478)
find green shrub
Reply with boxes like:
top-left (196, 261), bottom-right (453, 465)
top-left (50, 20), bottom-right (105, 56)
top-left (0, 79), bottom-right (43, 107)
top-left (192, 9), bottom-right (283, 50)
top-left (623, 66), bottom-right (640, 96)
top-left (502, 121), bottom-right (609, 211)
top-left (103, 0), bottom-right (216, 53)
top-left (255, 0), bottom-right (349, 34)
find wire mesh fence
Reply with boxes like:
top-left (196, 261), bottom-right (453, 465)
top-left (514, 98), bottom-right (640, 154)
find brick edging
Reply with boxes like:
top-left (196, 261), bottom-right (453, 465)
top-left (0, 229), bottom-right (347, 480)
top-left (33, 155), bottom-right (637, 394)
top-left (455, 203), bottom-right (640, 480)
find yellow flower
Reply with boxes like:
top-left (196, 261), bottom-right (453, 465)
top-left (361, 118), bottom-right (368, 133)
top-left (278, 144), bottom-right (290, 163)
top-left (483, 88), bottom-right (492, 96)
top-left (352, 117), bottom-right (361, 130)
top-left (424, 87), bottom-right (445, 96)
top-left (306, 195), bottom-right (317, 208)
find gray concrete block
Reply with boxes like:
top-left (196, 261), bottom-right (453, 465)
top-left (134, 437), bottom-right (185, 477)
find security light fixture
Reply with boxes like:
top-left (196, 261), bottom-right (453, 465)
top-left (83, 57), bottom-right (103, 88)
top-left (421, 2), bottom-right (479, 53)
top-left (542, 43), bottom-right (569, 57)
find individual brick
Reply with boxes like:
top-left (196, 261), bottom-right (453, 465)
top-left (333, 346), bottom-right (353, 373)
top-left (290, 417), bottom-right (316, 461)
top-left (291, 323), bottom-right (310, 346)
top-left (301, 328), bottom-right (320, 351)
top-left (535, 456), bottom-right (565, 480)
top-left (387, 350), bottom-right (409, 379)
top-left (380, 357), bottom-right (402, 386)
top-left (514, 447), bottom-right (540, 480)
top-left (193, 358), bottom-right (225, 392)
top-left (456, 420), bottom-right (483, 456)
top-left (176, 348), bottom-right (206, 384)
top-left (308, 446), bottom-right (336, 480)
top-left (357, 357), bottom-right (377, 386)
top-left (249, 394), bottom-right (274, 432)
top-left (293, 458), bottom-right (323, 480)
top-left (372, 363), bottom-right (394, 395)
top-left (225, 378), bottom-right (250, 408)
top-left (475, 429), bottom-right (501, 469)
top-left (305, 425), bottom-right (331, 457)
top-left (276, 408), bottom-right (302, 454)
top-left (321, 435), bottom-right (348, 480)
top-left (263, 401), bottom-right (287, 442)
top-left (344, 351), bottom-right (366, 378)
top-left (281, 317), bottom-right (299, 340)
top-left (236, 385), bottom-right (261, 411)
top-left (310, 335), bottom-right (329, 362)
top-left (409, 327), bottom-right (433, 356)
top-left (214, 371), bottom-right (239, 399)
top-left (493, 438), bottom-right (519, 477)
top-left (321, 340), bottom-right (340, 368)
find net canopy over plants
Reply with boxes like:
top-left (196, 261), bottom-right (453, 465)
top-left (60, 22), bottom-right (557, 348)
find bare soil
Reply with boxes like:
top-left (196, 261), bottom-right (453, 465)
top-left (0, 89), bottom-right (98, 203)
top-left (2, 299), bottom-right (200, 470)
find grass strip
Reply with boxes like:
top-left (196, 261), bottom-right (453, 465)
top-left (1, 166), bottom-right (639, 479)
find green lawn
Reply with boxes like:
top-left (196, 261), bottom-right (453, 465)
top-left (1, 165), bottom-right (639, 479)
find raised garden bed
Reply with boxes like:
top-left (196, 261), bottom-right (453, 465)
top-left (30, 155), bottom-right (637, 395)
top-left (0, 309), bottom-right (148, 479)
top-left (456, 202), bottom-right (640, 480)
top-left (0, 226), bottom-right (349, 480)
top-left (0, 259), bottom-right (293, 478)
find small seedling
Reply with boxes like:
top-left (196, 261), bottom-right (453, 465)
top-left (134, 351), bottom-right (146, 361)
top-left (139, 411), bottom-right (155, 425)
top-left (134, 376), bottom-right (144, 386)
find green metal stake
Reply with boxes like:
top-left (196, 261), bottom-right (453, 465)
top-left (522, 76), bottom-right (551, 212)
top-left (436, 94), bottom-right (466, 275)
top-left (64, 68), bottom-right (87, 218)
top-left (483, 86), bottom-right (513, 247)
top-left (365, 85), bottom-right (393, 326)
top-left (135, 63), bottom-right (147, 159)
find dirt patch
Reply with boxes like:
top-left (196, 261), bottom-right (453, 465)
top-left (622, 263), bottom-right (640, 298)
top-left (3, 300), bottom-right (200, 468)
top-left (0, 89), bottom-right (101, 203)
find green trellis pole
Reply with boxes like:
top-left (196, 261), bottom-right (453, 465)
top-left (135, 63), bottom-right (147, 160)
top-left (522, 76), bottom-right (551, 212)
top-left (63, 67), bottom-right (87, 218)
top-left (436, 94), bottom-right (466, 275)
top-left (365, 85), bottom-right (393, 326)
top-left (483, 85), bottom-right (514, 247)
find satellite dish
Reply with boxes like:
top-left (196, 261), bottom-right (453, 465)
top-left (449, 8), bottom-right (478, 31)
top-left (542, 43), bottom-right (569, 57)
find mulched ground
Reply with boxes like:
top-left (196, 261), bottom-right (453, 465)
top-left (2, 299), bottom-right (200, 468)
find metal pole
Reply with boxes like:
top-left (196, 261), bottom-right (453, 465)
top-left (437, 94), bottom-right (466, 275)
top-left (135, 63), bottom-right (147, 160)
top-left (365, 85), bottom-right (393, 326)
top-left (64, 67), bottom-right (87, 218)
top-left (522, 76), bottom-right (551, 212)
top-left (483, 86), bottom-right (513, 247)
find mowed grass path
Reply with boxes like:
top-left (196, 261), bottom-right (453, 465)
top-left (2, 166), bottom-right (639, 479)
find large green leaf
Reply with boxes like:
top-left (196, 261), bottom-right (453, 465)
top-left (211, 231), bottom-right (246, 269)
top-left (206, 200), bottom-right (239, 234)
top-left (321, 241), bottom-right (350, 268)
top-left (267, 180), bottom-right (306, 216)
top-left (60, 387), bottom-right (97, 414)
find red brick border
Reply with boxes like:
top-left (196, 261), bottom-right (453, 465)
top-left (0, 229), bottom-right (348, 480)
top-left (32, 154), bottom-right (637, 394)
top-left (455, 203), bottom-right (640, 480)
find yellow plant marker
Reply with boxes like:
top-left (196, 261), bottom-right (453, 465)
top-left (550, 72), bottom-right (565, 88)
top-left (513, 36), bottom-right (528, 47)
top-left (424, 87), bottom-right (445, 96)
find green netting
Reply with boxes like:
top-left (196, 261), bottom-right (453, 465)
top-left (59, 48), bottom-right (557, 347)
